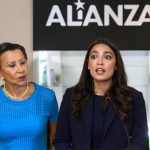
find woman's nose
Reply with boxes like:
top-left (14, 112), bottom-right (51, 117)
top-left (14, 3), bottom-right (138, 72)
top-left (97, 57), bottom-right (103, 64)
top-left (17, 65), bottom-right (23, 72)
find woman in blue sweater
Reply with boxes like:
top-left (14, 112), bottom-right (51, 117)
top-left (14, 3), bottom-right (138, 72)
top-left (54, 38), bottom-right (149, 150)
top-left (0, 42), bottom-right (58, 150)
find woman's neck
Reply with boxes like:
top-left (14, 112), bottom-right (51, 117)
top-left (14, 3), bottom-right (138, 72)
top-left (3, 82), bottom-right (29, 100)
top-left (94, 80), bottom-right (112, 95)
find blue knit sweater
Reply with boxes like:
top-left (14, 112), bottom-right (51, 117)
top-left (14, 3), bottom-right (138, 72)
top-left (0, 83), bottom-right (58, 150)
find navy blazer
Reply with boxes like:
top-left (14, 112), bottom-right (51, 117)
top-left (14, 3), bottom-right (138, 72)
top-left (54, 88), bottom-right (149, 150)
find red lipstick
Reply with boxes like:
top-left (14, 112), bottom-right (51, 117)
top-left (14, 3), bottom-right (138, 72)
top-left (18, 76), bottom-right (26, 81)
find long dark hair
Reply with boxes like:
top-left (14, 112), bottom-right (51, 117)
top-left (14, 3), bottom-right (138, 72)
top-left (70, 38), bottom-right (133, 122)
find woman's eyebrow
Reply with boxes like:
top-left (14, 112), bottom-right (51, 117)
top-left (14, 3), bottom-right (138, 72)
top-left (103, 51), bottom-right (113, 55)
top-left (90, 50), bottom-right (98, 54)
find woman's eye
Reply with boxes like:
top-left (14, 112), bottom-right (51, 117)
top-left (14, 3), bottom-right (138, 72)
top-left (104, 55), bottom-right (112, 60)
top-left (20, 60), bottom-right (26, 65)
top-left (8, 64), bottom-right (15, 68)
top-left (90, 54), bottom-right (98, 60)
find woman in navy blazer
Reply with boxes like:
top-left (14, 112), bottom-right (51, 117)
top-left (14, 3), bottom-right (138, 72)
top-left (54, 38), bottom-right (149, 150)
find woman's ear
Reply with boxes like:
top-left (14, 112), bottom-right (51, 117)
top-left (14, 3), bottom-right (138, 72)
top-left (0, 71), bottom-right (4, 81)
top-left (0, 76), bottom-right (4, 81)
top-left (0, 77), bottom-right (4, 81)
top-left (88, 62), bottom-right (90, 70)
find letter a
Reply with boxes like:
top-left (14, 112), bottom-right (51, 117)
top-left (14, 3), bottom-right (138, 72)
top-left (46, 5), bottom-right (66, 26)
top-left (83, 5), bottom-right (103, 26)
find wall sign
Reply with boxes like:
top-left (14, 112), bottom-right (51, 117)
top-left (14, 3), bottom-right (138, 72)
top-left (33, 0), bottom-right (150, 50)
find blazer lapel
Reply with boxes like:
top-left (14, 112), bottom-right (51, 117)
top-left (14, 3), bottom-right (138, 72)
top-left (101, 103), bottom-right (117, 142)
top-left (83, 97), bottom-right (94, 147)
top-left (82, 97), bottom-right (117, 147)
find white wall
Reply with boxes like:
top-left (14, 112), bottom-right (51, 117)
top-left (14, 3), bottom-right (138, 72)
top-left (0, 0), bottom-right (33, 81)
top-left (121, 51), bottom-right (149, 109)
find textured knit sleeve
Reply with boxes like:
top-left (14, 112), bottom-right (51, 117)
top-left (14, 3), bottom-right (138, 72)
top-left (47, 89), bottom-right (58, 123)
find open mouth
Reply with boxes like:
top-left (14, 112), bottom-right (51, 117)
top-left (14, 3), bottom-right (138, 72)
top-left (96, 68), bottom-right (105, 74)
